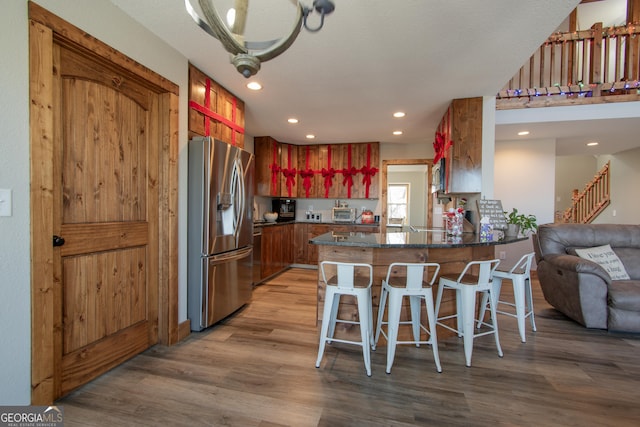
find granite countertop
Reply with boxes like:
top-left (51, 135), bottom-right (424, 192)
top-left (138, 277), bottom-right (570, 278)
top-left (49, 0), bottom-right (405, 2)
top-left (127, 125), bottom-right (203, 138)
top-left (253, 220), bottom-right (380, 227)
top-left (310, 229), bottom-right (528, 248)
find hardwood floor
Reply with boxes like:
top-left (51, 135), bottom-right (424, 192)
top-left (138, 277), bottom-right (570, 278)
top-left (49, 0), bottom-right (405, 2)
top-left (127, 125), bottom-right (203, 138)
top-left (57, 268), bottom-right (640, 426)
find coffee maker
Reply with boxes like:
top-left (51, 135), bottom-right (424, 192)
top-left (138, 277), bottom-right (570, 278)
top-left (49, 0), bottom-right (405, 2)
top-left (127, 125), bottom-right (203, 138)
top-left (272, 199), bottom-right (296, 222)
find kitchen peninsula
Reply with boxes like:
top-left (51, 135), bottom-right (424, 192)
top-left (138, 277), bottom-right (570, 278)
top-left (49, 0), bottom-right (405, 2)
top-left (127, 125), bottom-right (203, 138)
top-left (311, 229), bottom-right (527, 339)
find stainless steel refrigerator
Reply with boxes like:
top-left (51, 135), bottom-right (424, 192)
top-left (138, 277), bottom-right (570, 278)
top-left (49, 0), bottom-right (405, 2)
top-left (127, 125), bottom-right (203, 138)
top-left (187, 137), bottom-right (254, 331)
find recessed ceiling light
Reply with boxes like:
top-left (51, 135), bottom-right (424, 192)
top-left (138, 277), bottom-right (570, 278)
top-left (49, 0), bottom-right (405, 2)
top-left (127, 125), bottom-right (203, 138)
top-left (306, 134), bottom-right (315, 139)
top-left (246, 81), bottom-right (262, 90)
top-left (393, 112), bottom-right (406, 118)
top-left (586, 141), bottom-right (599, 146)
top-left (287, 118), bottom-right (299, 124)
top-left (393, 130), bottom-right (403, 135)
top-left (517, 131), bottom-right (530, 136)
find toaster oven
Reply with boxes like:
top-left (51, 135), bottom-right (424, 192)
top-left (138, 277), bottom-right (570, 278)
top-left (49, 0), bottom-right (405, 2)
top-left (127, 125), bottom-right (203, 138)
top-left (332, 207), bottom-right (356, 223)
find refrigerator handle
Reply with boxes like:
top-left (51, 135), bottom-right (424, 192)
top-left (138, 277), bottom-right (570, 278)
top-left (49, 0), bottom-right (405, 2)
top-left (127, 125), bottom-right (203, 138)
top-left (233, 157), bottom-right (245, 246)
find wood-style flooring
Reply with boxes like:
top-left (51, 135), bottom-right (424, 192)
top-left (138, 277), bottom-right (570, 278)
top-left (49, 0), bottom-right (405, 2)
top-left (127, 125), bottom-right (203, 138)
top-left (57, 268), bottom-right (640, 426)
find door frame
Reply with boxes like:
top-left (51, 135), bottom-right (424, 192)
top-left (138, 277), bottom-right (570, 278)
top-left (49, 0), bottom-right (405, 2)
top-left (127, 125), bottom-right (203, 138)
top-left (381, 159), bottom-right (433, 234)
top-left (29, 2), bottom-right (180, 404)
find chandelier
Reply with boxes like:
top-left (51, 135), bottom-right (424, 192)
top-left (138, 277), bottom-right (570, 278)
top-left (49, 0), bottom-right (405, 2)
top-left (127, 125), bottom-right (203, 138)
top-left (185, 0), bottom-right (335, 78)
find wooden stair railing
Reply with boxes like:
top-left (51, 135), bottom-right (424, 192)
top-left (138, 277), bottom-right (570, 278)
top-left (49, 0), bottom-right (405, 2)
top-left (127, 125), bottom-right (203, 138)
top-left (497, 20), bottom-right (640, 109)
top-left (562, 161), bottom-right (610, 224)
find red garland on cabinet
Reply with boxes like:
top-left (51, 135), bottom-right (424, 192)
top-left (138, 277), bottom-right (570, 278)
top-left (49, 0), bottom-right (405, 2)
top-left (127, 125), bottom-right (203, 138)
top-left (269, 139), bottom-right (280, 195)
top-left (281, 144), bottom-right (297, 197)
top-left (255, 138), bottom-right (378, 199)
top-left (360, 143), bottom-right (378, 198)
top-left (300, 145), bottom-right (315, 198)
top-left (188, 64), bottom-right (245, 147)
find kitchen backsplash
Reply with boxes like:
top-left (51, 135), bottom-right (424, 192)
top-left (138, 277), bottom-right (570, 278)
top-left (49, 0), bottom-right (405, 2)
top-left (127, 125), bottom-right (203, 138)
top-left (254, 196), bottom-right (380, 223)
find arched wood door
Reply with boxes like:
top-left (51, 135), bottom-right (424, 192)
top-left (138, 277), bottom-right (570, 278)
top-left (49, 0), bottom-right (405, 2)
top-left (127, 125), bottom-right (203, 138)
top-left (52, 42), bottom-right (160, 397)
top-left (29, 2), bottom-right (179, 403)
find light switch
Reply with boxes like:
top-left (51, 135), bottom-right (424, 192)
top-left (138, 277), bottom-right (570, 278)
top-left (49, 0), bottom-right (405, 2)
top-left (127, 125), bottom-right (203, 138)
top-left (0, 189), bottom-right (12, 217)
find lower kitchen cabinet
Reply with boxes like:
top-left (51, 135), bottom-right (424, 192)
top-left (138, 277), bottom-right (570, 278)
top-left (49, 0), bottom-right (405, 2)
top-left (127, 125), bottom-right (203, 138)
top-left (260, 223), bottom-right (294, 280)
top-left (261, 222), bottom-right (380, 277)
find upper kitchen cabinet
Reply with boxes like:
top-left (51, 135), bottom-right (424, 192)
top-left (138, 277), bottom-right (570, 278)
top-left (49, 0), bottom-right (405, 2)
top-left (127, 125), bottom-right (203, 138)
top-left (255, 138), bottom-right (380, 199)
top-left (297, 145), bottom-right (319, 198)
top-left (255, 136), bottom-right (281, 197)
top-left (279, 143), bottom-right (298, 198)
top-left (316, 142), bottom-right (380, 199)
top-left (435, 97), bottom-right (482, 194)
top-left (188, 64), bottom-right (245, 148)
top-left (349, 142), bottom-right (379, 199)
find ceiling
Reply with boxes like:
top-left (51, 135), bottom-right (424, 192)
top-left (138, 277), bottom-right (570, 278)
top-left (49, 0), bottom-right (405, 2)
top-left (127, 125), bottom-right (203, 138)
top-left (107, 0), bottom-right (638, 155)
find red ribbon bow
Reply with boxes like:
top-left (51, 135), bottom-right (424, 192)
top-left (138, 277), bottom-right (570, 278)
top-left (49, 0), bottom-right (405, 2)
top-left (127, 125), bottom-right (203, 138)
top-left (300, 169), bottom-right (315, 197)
top-left (433, 131), bottom-right (453, 165)
top-left (360, 166), bottom-right (378, 198)
top-left (281, 168), bottom-right (297, 197)
top-left (322, 168), bottom-right (336, 198)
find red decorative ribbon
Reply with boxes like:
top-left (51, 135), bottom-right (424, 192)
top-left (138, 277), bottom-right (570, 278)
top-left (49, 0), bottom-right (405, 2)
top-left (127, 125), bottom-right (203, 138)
top-left (322, 145), bottom-right (334, 198)
top-left (433, 131), bottom-right (454, 164)
top-left (322, 168), bottom-right (336, 198)
top-left (360, 143), bottom-right (378, 198)
top-left (269, 140), bottom-right (280, 195)
top-left (340, 144), bottom-right (355, 198)
top-left (300, 146), bottom-right (314, 198)
top-left (281, 145), bottom-right (297, 197)
top-left (188, 77), bottom-right (245, 145)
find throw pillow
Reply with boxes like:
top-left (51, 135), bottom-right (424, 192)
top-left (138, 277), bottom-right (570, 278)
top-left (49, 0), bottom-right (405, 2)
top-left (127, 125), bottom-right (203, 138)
top-left (574, 244), bottom-right (631, 280)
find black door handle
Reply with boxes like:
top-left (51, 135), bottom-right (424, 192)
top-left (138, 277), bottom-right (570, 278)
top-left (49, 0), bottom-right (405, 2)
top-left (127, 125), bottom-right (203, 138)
top-left (53, 235), bottom-right (65, 247)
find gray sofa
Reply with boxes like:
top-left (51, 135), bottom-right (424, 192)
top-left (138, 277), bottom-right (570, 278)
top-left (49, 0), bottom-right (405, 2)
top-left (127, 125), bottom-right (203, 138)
top-left (533, 223), bottom-right (640, 332)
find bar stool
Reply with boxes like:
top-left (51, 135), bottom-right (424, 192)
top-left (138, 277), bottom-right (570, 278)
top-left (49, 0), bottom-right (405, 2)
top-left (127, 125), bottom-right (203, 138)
top-left (477, 252), bottom-right (537, 343)
top-left (315, 261), bottom-right (374, 376)
top-left (435, 259), bottom-right (503, 367)
top-left (373, 262), bottom-right (442, 374)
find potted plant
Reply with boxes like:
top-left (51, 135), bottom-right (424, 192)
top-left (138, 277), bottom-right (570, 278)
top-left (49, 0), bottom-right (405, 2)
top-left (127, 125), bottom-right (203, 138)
top-left (504, 208), bottom-right (538, 237)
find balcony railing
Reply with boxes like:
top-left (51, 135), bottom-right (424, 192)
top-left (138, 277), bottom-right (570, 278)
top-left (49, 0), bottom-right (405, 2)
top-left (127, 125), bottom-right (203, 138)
top-left (497, 22), bottom-right (640, 107)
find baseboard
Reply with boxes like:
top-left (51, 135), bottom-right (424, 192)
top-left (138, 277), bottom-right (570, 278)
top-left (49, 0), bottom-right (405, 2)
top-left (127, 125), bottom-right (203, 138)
top-left (177, 320), bottom-right (191, 342)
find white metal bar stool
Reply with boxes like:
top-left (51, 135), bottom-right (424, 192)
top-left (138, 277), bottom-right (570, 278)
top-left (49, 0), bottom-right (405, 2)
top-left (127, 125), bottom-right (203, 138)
top-left (477, 252), bottom-right (537, 343)
top-left (435, 259), bottom-right (503, 367)
top-left (373, 262), bottom-right (442, 374)
top-left (316, 261), bottom-right (374, 376)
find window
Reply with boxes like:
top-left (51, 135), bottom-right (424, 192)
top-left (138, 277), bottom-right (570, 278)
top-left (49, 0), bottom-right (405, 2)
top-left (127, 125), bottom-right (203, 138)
top-left (387, 183), bottom-right (409, 225)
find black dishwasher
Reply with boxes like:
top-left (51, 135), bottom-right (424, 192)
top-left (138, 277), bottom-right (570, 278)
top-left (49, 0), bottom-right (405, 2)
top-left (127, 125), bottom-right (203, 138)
top-left (252, 226), bottom-right (262, 286)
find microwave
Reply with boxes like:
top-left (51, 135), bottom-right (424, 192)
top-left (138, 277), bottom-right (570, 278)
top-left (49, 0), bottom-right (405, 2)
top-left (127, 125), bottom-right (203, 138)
top-left (332, 207), bottom-right (356, 223)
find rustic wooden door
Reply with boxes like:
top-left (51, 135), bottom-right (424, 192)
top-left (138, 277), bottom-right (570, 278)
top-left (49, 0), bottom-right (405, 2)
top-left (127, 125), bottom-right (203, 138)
top-left (51, 42), bottom-right (160, 397)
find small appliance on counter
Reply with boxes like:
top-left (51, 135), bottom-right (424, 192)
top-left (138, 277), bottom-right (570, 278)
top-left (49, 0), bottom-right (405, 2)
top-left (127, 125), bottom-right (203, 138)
top-left (332, 206), bottom-right (357, 223)
top-left (272, 198), bottom-right (296, 222)
top-left (361, 209), bottom-right (375, 224)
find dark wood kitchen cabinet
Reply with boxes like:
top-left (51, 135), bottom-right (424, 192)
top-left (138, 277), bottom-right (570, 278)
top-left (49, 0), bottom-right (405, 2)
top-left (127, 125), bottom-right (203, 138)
top-left (294, 223), bottom-right (308, 264)
top-left (255, 138), bottom-right (380, 200)
top-left (260, 223), bottom-right (294, 280)
top-left (438, 97), bottom-right (483, 194)
top-left (254, 136), bottom-right (280, 197)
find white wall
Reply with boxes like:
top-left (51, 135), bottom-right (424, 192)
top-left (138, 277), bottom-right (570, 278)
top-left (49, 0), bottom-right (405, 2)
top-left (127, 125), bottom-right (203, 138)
top-left (555, 155), bottom-right (598, 213)
top-left (0, 0), bottom-right (190, 404)
top-left (494, 138), bottom-right (556, 267)
top-left (0, 0), bottom-right (31, 406)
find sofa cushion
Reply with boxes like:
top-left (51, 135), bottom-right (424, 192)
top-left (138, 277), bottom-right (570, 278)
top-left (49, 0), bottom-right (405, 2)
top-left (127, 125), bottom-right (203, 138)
top-left (614, 247), bottom-right (640, 280)
top-left (608, 281), bottom-right (640, 311)
top-left (574, 244), bottom-right (631, 280)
